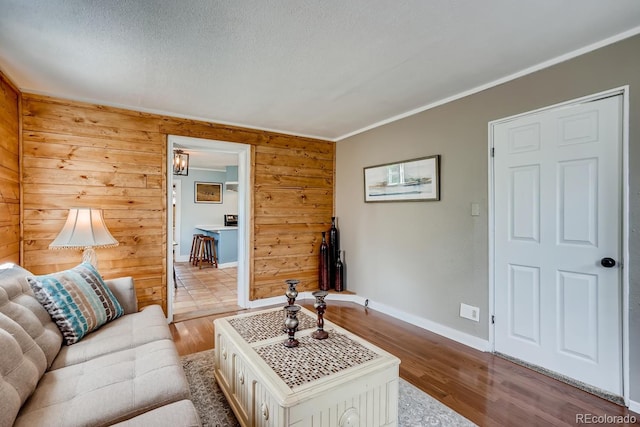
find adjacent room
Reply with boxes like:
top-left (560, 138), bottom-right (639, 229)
top-left (1, 1), bottom-right (639, 426)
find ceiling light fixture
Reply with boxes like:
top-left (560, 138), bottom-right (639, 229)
top-left (173, 149), bottom-right (189, 176)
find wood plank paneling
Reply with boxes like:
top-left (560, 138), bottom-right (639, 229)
top-left (21, 95), bottom-right (168, 309)
top-left (0, 71), bottom-right (20, 264)
top-left (21, 93), bottom-right (335, 310)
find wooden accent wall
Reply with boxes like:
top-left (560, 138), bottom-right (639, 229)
top-left (0, 72), bottom-right (20, 264)
top-left (251, 140), bottom-right (333, 299)
top-left (21, 93), bottom-right (334, 310)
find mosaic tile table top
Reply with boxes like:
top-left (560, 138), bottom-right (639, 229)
top-left (227, 308), bottom-right (316, 343)
top-left (255, 332), bottom-right (380, 388)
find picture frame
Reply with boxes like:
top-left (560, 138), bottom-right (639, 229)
top-left (363, 155), bottom-right (440, 202)
top-left (195, 182), bottom-right (223, 203)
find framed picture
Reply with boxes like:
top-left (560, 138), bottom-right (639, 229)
top-left (195, 182), bottom-right (223, 203)
top-left (364, 155), bottom-right (440, 202)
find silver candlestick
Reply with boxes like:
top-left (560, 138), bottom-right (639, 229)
top-left (284, 305), bottom-right (301, 348)
top-left (283, 279), bottom-right (299, 332)
top-left (311, 290), bottom-right (329, 340)
top-left (285, 279), bottom-right (299, 306)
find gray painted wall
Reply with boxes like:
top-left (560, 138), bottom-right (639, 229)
top-left (336, 34), bottom-right (640, 401)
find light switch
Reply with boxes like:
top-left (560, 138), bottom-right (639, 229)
top-left (471, 203), bottom-right (480, 216)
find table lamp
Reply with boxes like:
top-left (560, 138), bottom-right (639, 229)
top-left (49, 208), bottom-right (118, 267)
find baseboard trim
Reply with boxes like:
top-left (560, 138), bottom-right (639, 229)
top-left (365, 299), bottom-right (491, 352)
top-left (247, 291), bottom-right (365, 309)
top-left (247, 292), bottom-right (489, 352)
top-left (247, 294), bottom-right (287, 309)
top-left (217, 262), bottom-right (237, 269)
top-left (629, 399), bottom-right (640, 413)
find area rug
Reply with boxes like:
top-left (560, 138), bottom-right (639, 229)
top-left (181, 349), bottom-right (476, 427)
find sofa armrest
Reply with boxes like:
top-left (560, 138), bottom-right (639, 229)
top-left (104, 277), bottom-right (138, 314)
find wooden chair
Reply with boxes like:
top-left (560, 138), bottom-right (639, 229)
top-left (189, 234), bottom-right (204, 266)
top-left (198, 236), bottom-right (218, 269)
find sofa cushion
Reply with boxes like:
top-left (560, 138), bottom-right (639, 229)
top-left (110, 400), bottom-right (201, 427)
top-left (14, 339), bottom-right (191, 427)
top-left (0, 318), bottom-right (47, 427)
top-left (50, 305), bottom-right (172, 370)
top-left (104, 277), bottom-right (138, 315)
top-left (0, 263), bottom-right (62, 367)
top-left (27, 263), bottom-right (124, 345)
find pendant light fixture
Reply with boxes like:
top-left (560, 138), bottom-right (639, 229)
top-left (173, 149), bottom-right (189, 176)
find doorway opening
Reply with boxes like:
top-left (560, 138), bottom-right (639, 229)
top-left (167, 135), bottom-right (251, 322)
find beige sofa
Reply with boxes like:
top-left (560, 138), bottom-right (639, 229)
top-left (0, 264), bottom-right (200, 427)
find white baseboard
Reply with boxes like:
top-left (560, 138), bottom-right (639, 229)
top-left (247, 294), bottom-right (288, 309)
top-left (247, 292), bottom-right (489, 353)
top-left (248, 291), bottom-right (367, 309)
top-left (217, 262), bottom-right (237, 269)
top-left (629, 399), bottom-right (640, 413)
top-left (365, 299), bottom-right (491, 352)
top-left (325, 293), bottom-right (368, 305)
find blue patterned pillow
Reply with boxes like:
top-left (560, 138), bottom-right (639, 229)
top-left (27, 263), bottom-right (124, 345)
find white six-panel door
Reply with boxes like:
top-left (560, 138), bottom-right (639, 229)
top-left (493, 94), bottom-right (622, 395)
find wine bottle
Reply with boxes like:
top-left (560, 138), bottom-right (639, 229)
top-left (319, 232), bottom-right (329, 291)
top-left (335, 250), bottom-right (344, 292)
top-left (328, 217), bottom-right (339, 289)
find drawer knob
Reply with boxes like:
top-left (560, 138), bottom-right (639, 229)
top-left (339, 408), bottom-right (359, 427)
top-left (238, 371), bottom-right (245, 385)
top-left (261, 402), bottom-right (269, 420)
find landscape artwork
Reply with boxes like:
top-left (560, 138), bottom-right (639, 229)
top-left (195, 182), bottom-right (223, 203)
top-left (364, 155), bottom-right (440, 202)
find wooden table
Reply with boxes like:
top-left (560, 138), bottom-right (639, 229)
top-left (214, 307), bottom-right (400, 427)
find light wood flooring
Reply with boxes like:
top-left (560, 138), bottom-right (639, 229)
top-left (170, 300), bottom-right (639, 426)
top-left (172, 262), bottom-right (241, 322)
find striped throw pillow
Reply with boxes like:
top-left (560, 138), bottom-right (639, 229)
top-left (27, 263), bottom-right (124, 345)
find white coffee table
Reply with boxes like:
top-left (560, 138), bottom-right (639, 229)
top-left (214, 306), bottom-right (400, 427)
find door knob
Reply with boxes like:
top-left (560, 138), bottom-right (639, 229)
top-left (600, 257), bottom-right (616, 268)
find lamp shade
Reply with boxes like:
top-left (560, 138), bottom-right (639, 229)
top-left (50, 208), bottom-right (118, 249)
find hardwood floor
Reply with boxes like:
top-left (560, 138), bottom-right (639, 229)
top-left (170, 301), bottom-right (639, 426)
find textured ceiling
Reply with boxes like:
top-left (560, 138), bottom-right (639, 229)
top-left (1, 1), bottom-right (640, 141)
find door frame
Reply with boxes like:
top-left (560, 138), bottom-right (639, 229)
top-left (166, 135), bottom-right (252, 322)
top-left (487, 86), bottom-right (630, 404)
top-left (168, 178), bottom-right (182, 320)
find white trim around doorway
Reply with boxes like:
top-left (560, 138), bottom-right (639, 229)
top-left (166, 135), bottom-right (252, 323)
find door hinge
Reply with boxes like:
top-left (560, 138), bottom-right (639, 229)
top-left (491, 147), bottom-right (495, 157)
top-left (491, 315), bottom-right (495, 324)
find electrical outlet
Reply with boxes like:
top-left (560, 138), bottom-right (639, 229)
top-left (460, 303), bottom-right (480, 322)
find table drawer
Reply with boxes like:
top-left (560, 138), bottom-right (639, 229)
top-left (231, 352), bottom-right (250, 424)
top-left (215, 332), bottom-right (233, 390)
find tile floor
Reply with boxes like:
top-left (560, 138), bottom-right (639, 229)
top-left (172, 262), bottom-right (241, 321)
